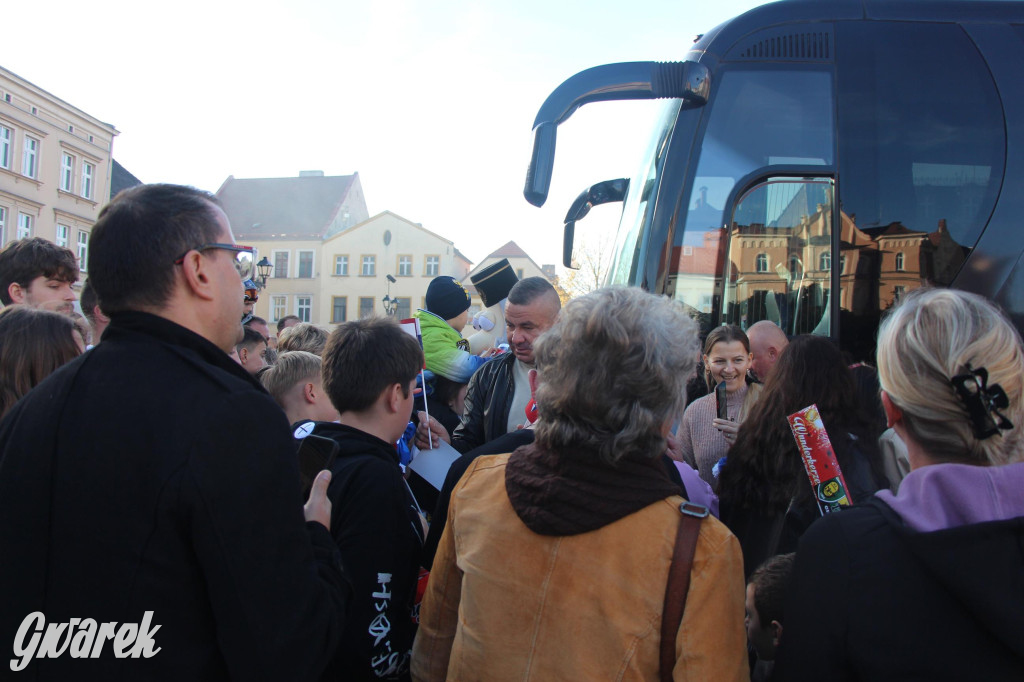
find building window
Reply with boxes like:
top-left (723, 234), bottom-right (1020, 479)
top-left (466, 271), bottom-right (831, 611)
top-left (788, 255), bottom-right (801, 278)
top-left (61, 153), bottom-right (74, 191)
top-left (296, 296), bottom-right (312, 323)
top-left (56, 224), bottom-right (69, 248)
top-left (398, 255), bottom-right (412, 277)
top-left (819, 251), bottom-right (831, 271)
top-left (755, 253), bottom-right (768, 273)
top-left (81, 162), bottom-right (94, 199)
top-left (895, 252), bottom-right (905, 271)
top-left (516, 268), bottom-right (525, 279)
top-left (77, 231), bottom-right (89, 272)
top-left (331, 296), bottom-right (347, 323)
top-left (894, 285), bottom-right (906, 302)
top-left (361, 255), bottom-right (375, 276)
top-left (273, 251), bottom-right (289, 278)
top-left (0, 207), bottom-right (6, 244)
top-left (424, 255), bottom-right (439, 277)
top-left (17, 213), bottom-right (32, 239)
top-left (359, 296), bottom-right (375, 318)
top-left (334, 255), bottom-right (349, 276)
top-left (0, 126), bottom-right (10, 169)
top-left (298, 250), bottom-right (314, 278)
top-left (396, 297), bottom-right (411, 320)
top-left (271, 295), bottom-right (286, 322)
top-left (22, 137), bottom-right (38, 178)
top-left (839, 254), bottom-right (847, 274)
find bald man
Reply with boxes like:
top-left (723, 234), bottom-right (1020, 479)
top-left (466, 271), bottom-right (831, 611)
top-left (747, 320), bottom-right (789, 382)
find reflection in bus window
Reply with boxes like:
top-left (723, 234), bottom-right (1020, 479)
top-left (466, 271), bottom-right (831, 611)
top-left (836, 21), bottom-right (1004, 360)
top-left (723, 178), bottom-right (833, 337)
top-left (670, 68), bottom-right (834, 334)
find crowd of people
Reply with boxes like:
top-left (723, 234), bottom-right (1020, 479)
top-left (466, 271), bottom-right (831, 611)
top-left (0, 182), bottom-right (1021, 680)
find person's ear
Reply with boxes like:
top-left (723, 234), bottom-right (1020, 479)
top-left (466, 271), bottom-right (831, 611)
top-left (7, 282), bottom-right (26, 304)
top-left (179, 250), bottom-right (217, 301)
top-left (303, 382), bottom-right (317, 405)
top-left (770, 620), bottom-right (783, 648)
top-left (881, 390), bottom-right (903, 429)
top-left (386, 382), bottom-right (404, 414)
top-left (768, 347), bottom-right (778, 362)
top-left (237, 347), bottom-right (248, 364)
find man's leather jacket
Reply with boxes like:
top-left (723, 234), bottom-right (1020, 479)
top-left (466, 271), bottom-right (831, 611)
top-left (451, 352), bottom-right (517, 453)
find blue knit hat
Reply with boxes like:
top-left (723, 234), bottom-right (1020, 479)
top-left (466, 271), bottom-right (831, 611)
top-left (426, 276), bottom-right (471, 321)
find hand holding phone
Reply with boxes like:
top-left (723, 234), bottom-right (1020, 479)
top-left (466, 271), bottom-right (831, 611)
top-left (715, 381), bottom-right (729, 421)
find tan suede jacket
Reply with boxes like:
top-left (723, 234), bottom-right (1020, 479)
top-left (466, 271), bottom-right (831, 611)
top-left (411, 454), bottom-right (749, 681)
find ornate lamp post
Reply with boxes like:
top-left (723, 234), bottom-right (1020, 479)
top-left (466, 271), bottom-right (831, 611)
top-left (382, 274), bottom-right (398, 316)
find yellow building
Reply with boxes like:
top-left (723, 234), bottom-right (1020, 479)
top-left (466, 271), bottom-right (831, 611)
top-left (219, 172), bottom-right (472, 327)
top-left (0, 65), bottom-right (118, 277)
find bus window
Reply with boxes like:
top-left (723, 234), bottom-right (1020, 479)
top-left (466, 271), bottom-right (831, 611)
top-left (671, 68), bottom-right (834, 332)
top-left (723, 178), bottom-right (834, 336)
top-left (836, 21), bottom-right (1005, 360)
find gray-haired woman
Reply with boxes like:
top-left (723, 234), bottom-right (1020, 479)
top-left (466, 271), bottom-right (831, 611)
top-left (782, 288), bottom-right (1024, 680)
top-left (412, 286), bottom-right (749, 681)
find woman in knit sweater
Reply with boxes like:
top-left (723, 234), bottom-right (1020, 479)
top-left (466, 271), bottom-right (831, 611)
top-left (677, 325), bottom-right (762, 486)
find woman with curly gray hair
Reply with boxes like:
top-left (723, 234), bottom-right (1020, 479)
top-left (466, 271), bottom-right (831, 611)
top-left (782, 288), bottom-right (1024, 680)
top-left (412, 287), bottom-right (749, 681)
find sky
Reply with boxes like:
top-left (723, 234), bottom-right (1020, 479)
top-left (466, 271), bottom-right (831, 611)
top-left (2, 0), bottom-right (766, 269)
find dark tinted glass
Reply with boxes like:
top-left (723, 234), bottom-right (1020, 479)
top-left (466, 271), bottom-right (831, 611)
top-left (835, 21), bottom-right (1005, 360)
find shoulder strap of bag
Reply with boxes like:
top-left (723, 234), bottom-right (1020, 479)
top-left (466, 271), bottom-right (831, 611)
top-left (660, 501), bottom-right (709, 682)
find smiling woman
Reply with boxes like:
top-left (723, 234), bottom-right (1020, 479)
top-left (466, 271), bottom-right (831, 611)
top-left (677, 325), bottom-right (762, 486)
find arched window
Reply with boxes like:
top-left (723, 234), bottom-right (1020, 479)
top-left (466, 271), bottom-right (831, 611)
top-left (756, 253), bottom-right (768, 273)
top-left (896, 252), bottom-right (905, 271)
top-left (820, 250), bottom-right (831, 271)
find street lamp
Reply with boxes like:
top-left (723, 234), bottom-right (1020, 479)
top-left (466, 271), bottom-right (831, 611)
top-left (256, 257), bottom-right (273, 289)
top-left (382, 274), bottom-right (398, 316)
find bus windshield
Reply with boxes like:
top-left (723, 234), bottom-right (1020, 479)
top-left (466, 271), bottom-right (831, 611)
top-left (606, 99), bottom-right (683, 287)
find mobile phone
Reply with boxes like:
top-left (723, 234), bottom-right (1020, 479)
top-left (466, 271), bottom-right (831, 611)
top-left (715, 381), bottom-right (729, 421)
top-left (297, 433), bottom-right (339, 498)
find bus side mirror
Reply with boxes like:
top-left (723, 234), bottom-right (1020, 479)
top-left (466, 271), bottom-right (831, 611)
top-left (563, 178), bottom-right (629, 269)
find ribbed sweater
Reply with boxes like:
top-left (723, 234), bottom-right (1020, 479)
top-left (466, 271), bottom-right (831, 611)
top-left (679, 383), bottom-right (750, 486)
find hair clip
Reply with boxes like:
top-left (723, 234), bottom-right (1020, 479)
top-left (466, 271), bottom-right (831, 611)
top-left (950, 365), bottom-right (1014, 440)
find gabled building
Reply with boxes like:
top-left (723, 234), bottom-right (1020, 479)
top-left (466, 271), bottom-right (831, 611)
top-left (0, 65), bottom-right (118, 279)
top-left (217, 171), bottom-right (369, 325)
top-left (319, 211), bottom-right (472, 324)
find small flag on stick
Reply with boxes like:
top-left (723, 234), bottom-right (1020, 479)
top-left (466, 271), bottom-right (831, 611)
top-left (400, 317), bottom-right (433, 449)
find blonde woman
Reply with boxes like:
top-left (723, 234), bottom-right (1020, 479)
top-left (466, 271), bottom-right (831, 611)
top-left (677, 325), bottom-right (763, 485)
top-left (782, 288), bottom-right (1024, 680)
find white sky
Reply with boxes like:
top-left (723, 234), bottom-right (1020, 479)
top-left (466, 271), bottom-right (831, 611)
top-left (2, 0), bottom-right (765, 267)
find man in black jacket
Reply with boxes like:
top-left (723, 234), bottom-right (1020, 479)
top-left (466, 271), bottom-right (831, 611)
top-left (443, 277), bottom-right (560, 453)
top-left (0, 184), bottom-right (348, 680)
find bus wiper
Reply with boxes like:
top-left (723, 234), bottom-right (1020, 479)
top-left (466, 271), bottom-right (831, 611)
top-left (524, 61), bottom-right (709, 207)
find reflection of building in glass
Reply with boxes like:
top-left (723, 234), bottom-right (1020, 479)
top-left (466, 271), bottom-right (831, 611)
top-left (670, 177), bottom-right (969, 352)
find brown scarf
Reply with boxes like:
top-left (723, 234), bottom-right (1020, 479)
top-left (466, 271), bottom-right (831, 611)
top-left (505, 442), bottom-right (682, 536)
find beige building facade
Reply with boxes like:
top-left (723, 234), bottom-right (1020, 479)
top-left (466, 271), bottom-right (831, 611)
top-left (319, 211), bottom-right (472, 324)
top-left (0, 66), bottom-right (118, 278)
top-left (219, 173), bottom-right (473, 328)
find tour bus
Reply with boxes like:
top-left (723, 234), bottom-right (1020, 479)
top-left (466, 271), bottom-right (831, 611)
top-left (525, 0), bottom-right (1024, 360)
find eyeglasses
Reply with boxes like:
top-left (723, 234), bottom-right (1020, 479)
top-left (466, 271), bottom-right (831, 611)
top-left (175, 243), bottom-right (255, 280)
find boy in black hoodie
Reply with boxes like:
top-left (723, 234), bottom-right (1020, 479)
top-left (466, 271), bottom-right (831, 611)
top-left (315, 317), bottom-right (425, 681)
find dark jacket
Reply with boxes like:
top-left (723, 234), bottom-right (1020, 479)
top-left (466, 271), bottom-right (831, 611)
top-left (451, 351), bottom-right (516, 453)
top-left (720, 431), bottom-right (880, 578)
top-left (314, 423), bottom-right (425, 681)
top-left (781, 495), bottom-right (1024, 680)
top-left (0, 311), bottom-right (348, 681)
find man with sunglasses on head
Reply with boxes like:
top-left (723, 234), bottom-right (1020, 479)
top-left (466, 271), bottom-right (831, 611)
top-left (0, 184), bottom-right (349, 680)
